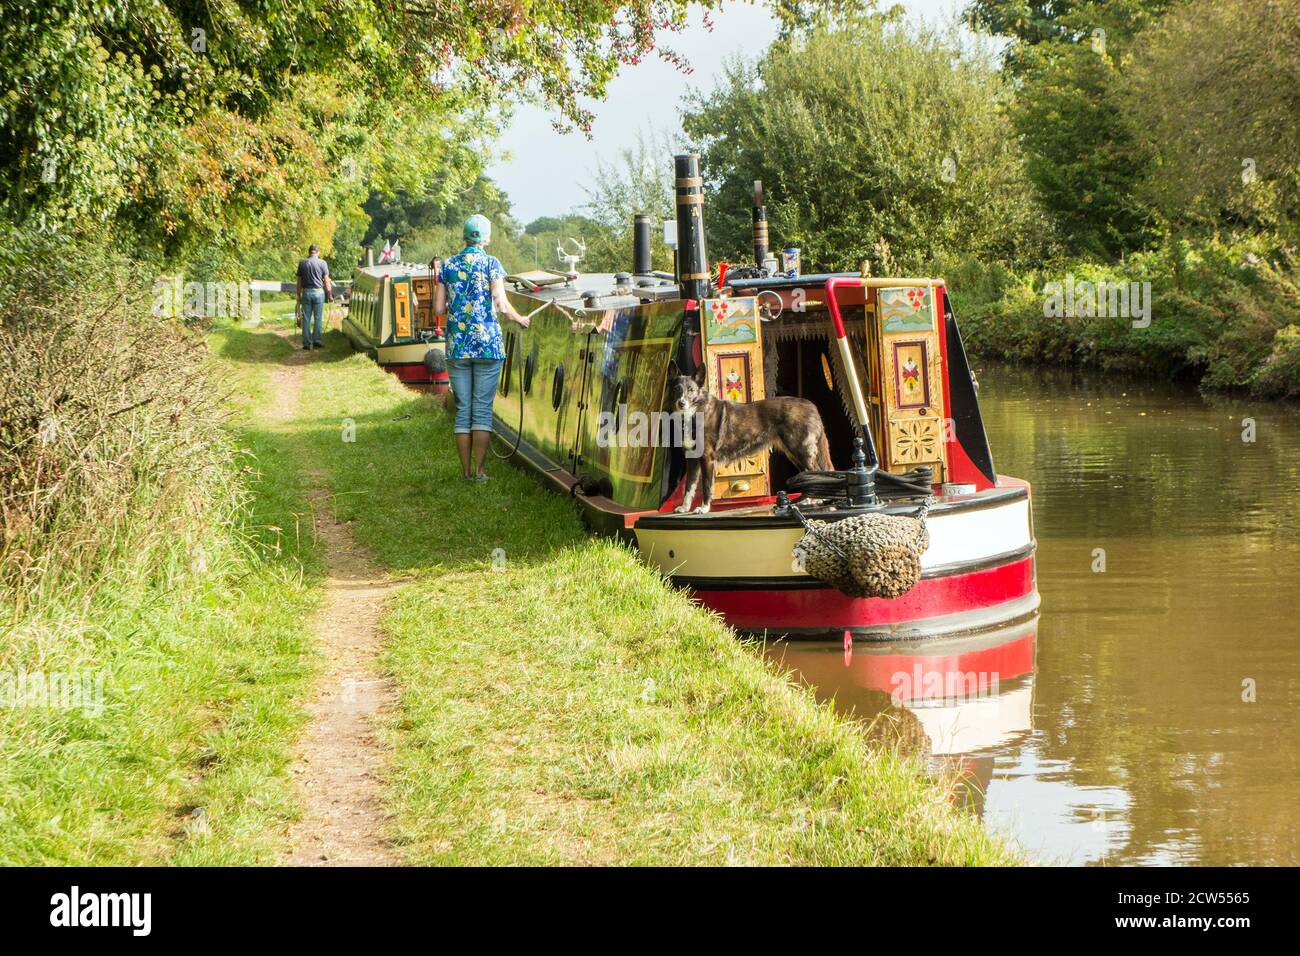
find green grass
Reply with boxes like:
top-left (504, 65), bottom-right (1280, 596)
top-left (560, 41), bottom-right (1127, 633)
top-left (281, 324), bottom-right (1019, 865)
top-left (0, 322), bottom-right (320, 865)
top-left (254, 293), bottom-right (298, 323)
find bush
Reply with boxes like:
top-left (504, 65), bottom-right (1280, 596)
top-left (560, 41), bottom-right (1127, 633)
top-left (1255, 325), bottom-right (1300, 399)
top-left (0, 229), bottom-right (236, 602)
top-left (945, 236), bottom-right (1300, 394)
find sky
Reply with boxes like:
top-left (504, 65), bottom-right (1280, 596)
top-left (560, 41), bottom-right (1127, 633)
top-left (489, 1), bottom-right (970, 224)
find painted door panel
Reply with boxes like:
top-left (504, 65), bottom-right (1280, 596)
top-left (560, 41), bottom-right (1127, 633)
top-left (875, 286), bottom-right (947, 481)
top-left (701, 296), bottom-right (769, 500)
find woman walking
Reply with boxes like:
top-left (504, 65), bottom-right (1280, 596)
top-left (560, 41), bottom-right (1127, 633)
top-left (436, 214), bottom-right (530, 481)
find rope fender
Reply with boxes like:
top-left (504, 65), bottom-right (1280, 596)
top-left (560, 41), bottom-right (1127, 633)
top-left (789, 499), bottom-right (932, 600)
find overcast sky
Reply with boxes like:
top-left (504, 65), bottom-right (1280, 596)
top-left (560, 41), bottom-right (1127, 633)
top-left (489, 1), bottom-right (970, 224)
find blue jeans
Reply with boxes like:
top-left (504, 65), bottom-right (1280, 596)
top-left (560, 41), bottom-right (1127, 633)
top-left (447, 358), bottom-right (503, 433)
top-left (301, 289), bottom-right (325, 346)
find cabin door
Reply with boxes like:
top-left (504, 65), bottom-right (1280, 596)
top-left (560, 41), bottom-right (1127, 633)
top-left (875, 285), bottom-right (948, 482)
top-left (411, 271), bottom-right (438, 334)
top-left (701, 296), bottom-right (770, 500)
top-left (391, 277), bottom-right (413, 341)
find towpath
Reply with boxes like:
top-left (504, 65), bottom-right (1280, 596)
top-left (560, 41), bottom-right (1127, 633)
top-left (267, 335), bottom-right (401, 866)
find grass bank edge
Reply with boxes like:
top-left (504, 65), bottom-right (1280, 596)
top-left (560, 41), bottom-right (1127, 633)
top-left (941, 237), bottom-right (1300, 398)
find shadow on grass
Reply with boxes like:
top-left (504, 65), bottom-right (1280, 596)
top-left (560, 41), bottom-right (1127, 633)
top-left (213, 323), bottom-right (358, 368)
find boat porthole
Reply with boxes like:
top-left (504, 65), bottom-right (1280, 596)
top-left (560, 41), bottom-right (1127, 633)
top-left (523, 350), bottom-right (537, 394)
top-left (551, 363), bottom-right (566, 409)
top-left (668, 550), bottom-right (675, 559)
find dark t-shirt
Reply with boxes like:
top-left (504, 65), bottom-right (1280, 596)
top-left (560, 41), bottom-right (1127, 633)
top-left (297, 256), bottom-right (329, 290)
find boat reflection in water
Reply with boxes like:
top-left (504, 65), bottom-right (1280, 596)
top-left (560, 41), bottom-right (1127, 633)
top-left (763, 620), bottom-right (1036, 816)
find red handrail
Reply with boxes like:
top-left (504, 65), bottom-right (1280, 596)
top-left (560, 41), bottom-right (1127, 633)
top-left (823, 277), bottom-right (880, 469)
top-left (824, 276), bottom-right (854, 340)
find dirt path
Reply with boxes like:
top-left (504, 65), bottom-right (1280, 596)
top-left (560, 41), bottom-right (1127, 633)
top-left (267, 338), bottom-right (401, 866)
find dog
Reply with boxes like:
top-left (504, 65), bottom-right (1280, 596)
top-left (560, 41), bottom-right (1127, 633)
top-left (672, 365), bottom-right (833, 513)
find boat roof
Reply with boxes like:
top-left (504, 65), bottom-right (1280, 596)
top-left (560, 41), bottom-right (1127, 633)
top-left (504, 271), bottom-right (681, 310)
top-left (355, 262), bottom-right (442, 280)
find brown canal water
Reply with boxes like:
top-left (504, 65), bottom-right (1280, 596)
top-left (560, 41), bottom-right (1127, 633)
top-left (765, 363), bottom-right (1300, 865)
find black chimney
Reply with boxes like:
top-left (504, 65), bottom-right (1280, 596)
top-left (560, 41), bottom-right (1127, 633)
top-left (752, 180), bottom-right (769, 270)
top-left (632, 214), bottom-right (652, 275)
top-left (673, 154), bottom-right (710, 302)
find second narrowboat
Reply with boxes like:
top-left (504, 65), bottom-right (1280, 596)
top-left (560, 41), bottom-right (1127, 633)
top-left (345, 261), bottom-right (449, 392)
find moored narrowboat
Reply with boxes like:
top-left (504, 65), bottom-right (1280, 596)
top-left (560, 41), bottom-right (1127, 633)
top-left (486, 154), bottom-right (1038, 641)
top-left (345, 262), bottom-right (449, 391)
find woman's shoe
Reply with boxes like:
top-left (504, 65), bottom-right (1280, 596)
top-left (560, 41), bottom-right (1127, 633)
top-left (472, 473), bottom-right (490, 483)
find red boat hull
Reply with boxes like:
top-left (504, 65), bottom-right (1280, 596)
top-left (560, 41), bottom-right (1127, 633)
top-left (697, 553), bottom-right (1037, 639)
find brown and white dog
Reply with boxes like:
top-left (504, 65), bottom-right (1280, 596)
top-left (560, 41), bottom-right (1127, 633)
top-left (672, 365), bottom-right (833, 513)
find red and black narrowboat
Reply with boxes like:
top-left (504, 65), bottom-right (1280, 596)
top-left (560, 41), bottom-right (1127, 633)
top-left (488, 154), bottom-right (1038, 642)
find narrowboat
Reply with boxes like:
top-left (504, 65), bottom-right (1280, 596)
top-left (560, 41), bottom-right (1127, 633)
top-left (344, 262), bottom-right (448, 391)
top-left (487, 154), bottom-right (1038, 642)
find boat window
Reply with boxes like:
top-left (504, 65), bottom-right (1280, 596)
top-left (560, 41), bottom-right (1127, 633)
top-left (500, 330), bottom-right (515, 397)
top-left (551, 363), bottom-right (565, 409)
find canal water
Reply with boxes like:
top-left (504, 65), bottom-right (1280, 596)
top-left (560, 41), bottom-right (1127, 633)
top-left (765, 363), bottom-right (1300, 865)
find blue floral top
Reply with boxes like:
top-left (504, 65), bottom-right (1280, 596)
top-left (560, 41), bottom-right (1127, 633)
top-left (440, 246), bottom-right (506, 359)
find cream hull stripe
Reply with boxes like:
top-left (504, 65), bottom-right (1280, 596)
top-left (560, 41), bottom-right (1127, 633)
top-left (635, 497), bottom-right (1032, 580)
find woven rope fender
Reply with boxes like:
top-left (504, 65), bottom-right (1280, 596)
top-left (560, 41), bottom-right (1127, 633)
top-left (791, 506), bottom-right (930, 600)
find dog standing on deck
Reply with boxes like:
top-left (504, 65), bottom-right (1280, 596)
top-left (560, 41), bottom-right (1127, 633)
top-left (672, 365), bottom-right (834, 513)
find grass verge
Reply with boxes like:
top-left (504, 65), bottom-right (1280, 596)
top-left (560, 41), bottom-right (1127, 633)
top-left (282, 323), bottom-right (1019, 865)
top-left (0, 322), bottom-right (320, 865)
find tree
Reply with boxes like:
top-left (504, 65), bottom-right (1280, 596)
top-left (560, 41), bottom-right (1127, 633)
top-left (363, 174), bottom-right (517, 249)
top-left (1007, 41), bottom-right (1157, 258)
top-left (0, 0), bottom-right (722, 263)
top-left (383, 174), bottom-right (531, 273)
top-left (965, 0), bottom-right (1171, 76)
top-left (680, 21), bottom-right (1051, 274)
top-left (525, 214), bottom-right (598, 237)
top-left (579, 130), bottom-right (680, 273)
top-left (965, 0), bottom-right (1170, 258)
top-left (1124, 0), bottom-right (1300, 239)
top-left (769, 0), bottom-right (894, 37)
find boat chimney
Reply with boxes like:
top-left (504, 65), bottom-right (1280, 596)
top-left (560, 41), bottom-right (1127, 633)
top-left (752, 180), bottom-right (769, 271)
top-left (673, 153), bottom-right (710, 301)
top-left (632, 214), bottom-right (653, 275)
top-left (364, 245), bottom-right (374, 268)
